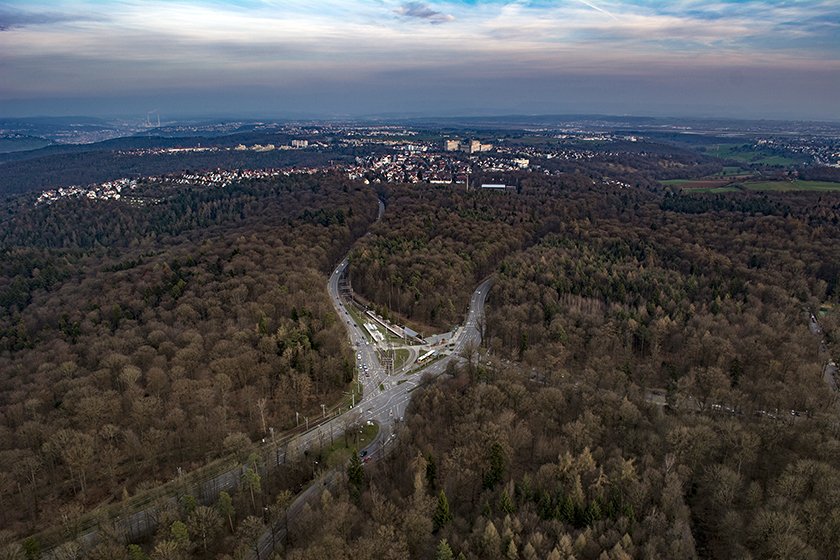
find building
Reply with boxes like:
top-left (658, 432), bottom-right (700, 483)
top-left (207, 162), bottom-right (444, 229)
top-left (481, 183), bottom-right (507, 190)
top-left (459, 140), bottom-right (493, 154)
top-left (443, 139), bottom-right (460, 152)
top-left (291, 139), bottom-right (309, 148)
top-left (464, 140), bottom-right (482, 154)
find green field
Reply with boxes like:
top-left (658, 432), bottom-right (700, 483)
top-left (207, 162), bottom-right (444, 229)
top-left (742, 180), bottom-right (840, 192)
top-left (703, 143), bottom-right (802, 166)
top-left (691, 186), bottom-right (742, 193)
top-left (689, 180), bottom-right (840, 194)
top-left (393, 348), bottom-right (410, 370)
top-left (323, 422), bottom-right (379, 468)
top-left (721, 166), bottom-right (748, 175)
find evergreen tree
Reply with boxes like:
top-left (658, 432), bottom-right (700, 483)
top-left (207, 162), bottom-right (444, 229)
top-left (347, 449), bottom-right (365, 501)
top-left (433, 490), bottom-right (453, 532)
top-left (127, 544), bottom-right (149, 560)
top-left (483, 441), bottom-right (507, 489)
top-left (180, 494), bottom-right (197, 515)
top-left (217, 491), bottom-right (235, 533)
top-left (241, 467), bottom-right (262, 513)
top-left (435, 538), bottom-right (454, 560)
top-left (585, 500), bottom-right (602, 525)
top-left (170, 520), bottom-right (190, 550)
top-left (500, 490), bottom-right (515, 514)
top-left (21, 538), bottom-right (39, 560)
top-left (426, 453), bottom-right (438, 489)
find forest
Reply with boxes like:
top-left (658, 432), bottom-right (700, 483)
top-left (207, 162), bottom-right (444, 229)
top-left (333, 176), bottom-right (840, 559)
top-left (348, 173), bottom-right (596, 332)
top-left (0, 167), bottom-right (838, 559)
top-left (0, 174), bottom-right (379, 541)
top-left (281, 363), bottom-right (840, 560)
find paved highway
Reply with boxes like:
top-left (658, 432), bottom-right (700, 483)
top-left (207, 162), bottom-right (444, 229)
top-left (252, 274), bottom-right (493, 558)
top-left (250, 202), bottom-right (493, 558)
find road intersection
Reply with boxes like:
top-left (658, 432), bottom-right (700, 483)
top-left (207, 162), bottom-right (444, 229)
top-left (250, 200), bottom-right (492, 558)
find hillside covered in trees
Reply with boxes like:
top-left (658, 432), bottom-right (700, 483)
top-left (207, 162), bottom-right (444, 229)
top-left (283, 360), bottom-right (840, 560)
top-left (348, 174), bottom-right (594, 331)
top-left (327, 177), bottom-right (840, 559)
top-left (0, 174), bottom-right (379, 538)
top-left (0, 169), bottom-right (838, 559)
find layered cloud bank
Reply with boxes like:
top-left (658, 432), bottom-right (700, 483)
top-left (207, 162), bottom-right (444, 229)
top-left (1, 0), bottom-right (838, 118)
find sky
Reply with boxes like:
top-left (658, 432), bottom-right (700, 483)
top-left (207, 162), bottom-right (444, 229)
top-left (1, 0), bottom-right (839, 120)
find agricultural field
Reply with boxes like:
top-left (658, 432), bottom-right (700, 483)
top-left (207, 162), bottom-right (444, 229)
top-left (701, 142), bottom-right (804, 165)
top-left (688, 185), bottom-right (742, 193)
top-left (674, 179), bottom-right (840, 193)
top-left (661, 178), bottom-right (741, 191)
top-left (662, 178), bottom-right (725, 186)
top-left (740, 180), bottom-right (840, 192)
top-left (716, 165), bottom-right (751, 176)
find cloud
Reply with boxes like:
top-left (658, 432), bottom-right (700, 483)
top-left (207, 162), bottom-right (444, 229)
top-left (0, 0), bottom-right (838, 119)
top-left (394, 2), bottom-right (454, 24)
top-left (0, 6), bottom-right (100, 31)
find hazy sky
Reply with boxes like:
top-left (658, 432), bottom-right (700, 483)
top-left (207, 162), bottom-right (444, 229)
top-left (1, 0), bottom-right (839, 120)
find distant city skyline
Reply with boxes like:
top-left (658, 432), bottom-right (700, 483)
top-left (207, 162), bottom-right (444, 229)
top-left (1, 0), bottom-right (839, 120)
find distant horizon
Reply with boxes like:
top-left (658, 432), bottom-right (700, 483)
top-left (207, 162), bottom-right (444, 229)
top-left (3, 110), bottom-right (840, 127)
top-left (2, 1), bottom-right (838, 122)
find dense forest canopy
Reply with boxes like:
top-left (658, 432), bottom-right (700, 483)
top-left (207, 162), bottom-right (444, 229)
top-left (282, 363), bottom-right (840, 560)
top-left (0, 167), bottom-right (838, 559)
top-left (0, 174), bottom-right (379, 538)
top-left (328, 177), bottom-right (840, 559)
top-left (349, 174), bottom-right (596, 332)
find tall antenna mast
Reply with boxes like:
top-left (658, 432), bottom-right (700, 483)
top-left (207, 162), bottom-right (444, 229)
top-left (146, 110), bottom-right (160, 128)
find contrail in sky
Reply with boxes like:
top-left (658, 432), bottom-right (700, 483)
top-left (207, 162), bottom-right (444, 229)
top-left (576, 0), bottom-right (619, 20)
